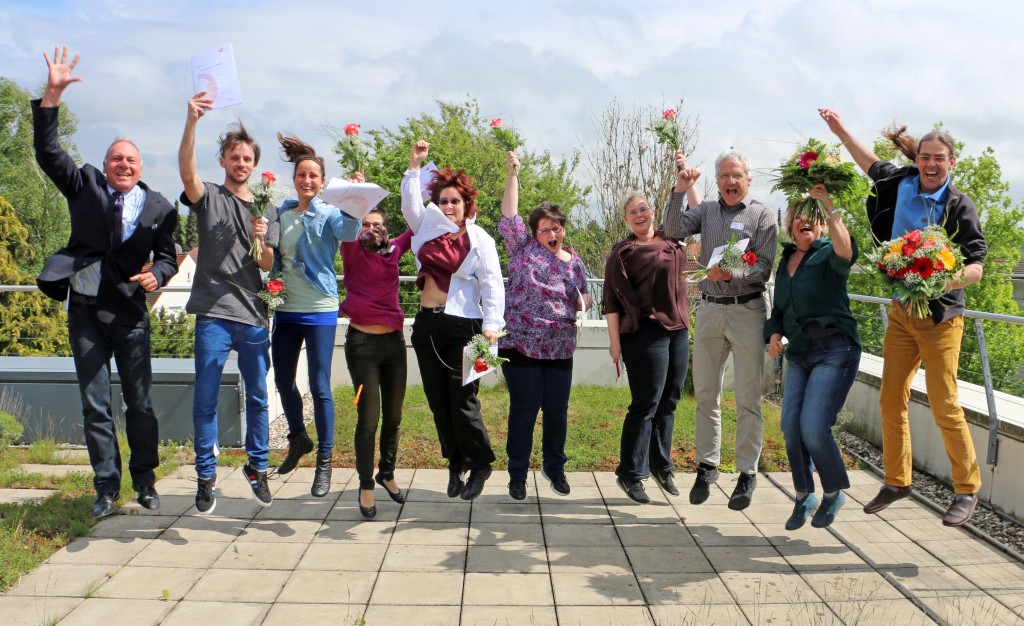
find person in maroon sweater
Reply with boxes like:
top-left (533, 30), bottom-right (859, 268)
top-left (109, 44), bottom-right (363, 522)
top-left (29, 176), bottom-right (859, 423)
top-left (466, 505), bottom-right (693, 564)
top-left (340, 205), bottom-right (413, 518)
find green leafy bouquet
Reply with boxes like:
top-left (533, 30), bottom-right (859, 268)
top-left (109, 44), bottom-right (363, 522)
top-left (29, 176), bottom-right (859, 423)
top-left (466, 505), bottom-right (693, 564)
top-left (770, 138), bottom-right (857, 223)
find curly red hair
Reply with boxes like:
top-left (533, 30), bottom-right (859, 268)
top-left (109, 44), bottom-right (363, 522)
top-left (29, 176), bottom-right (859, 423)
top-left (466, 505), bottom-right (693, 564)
top-left (427, 168), bottom-right (480, 220)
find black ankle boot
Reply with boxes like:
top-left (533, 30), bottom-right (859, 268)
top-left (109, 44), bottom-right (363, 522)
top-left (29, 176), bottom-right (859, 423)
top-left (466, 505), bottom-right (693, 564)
top-left (278, 430), bottom-right (315, 474)
top-left (311, 452), bottom-right (332, 498)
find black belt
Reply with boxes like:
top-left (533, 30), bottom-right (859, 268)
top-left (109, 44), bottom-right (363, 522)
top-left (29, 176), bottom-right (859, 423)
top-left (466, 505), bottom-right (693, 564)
top-left (419, 306), bottom-right (445, 313)
top-left (69, 292), bottom-right (98, 306)
top-left (701, 292), bottom-right (761, 305)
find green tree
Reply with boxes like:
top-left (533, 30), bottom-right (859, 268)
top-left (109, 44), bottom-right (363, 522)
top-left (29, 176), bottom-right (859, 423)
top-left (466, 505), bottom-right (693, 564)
top-left (180, 205), bottom-right (199, 252)
top-left (0, 77), bottom-right (78, 274)
top-left (0, 195), bottom-right (70, 356)
top-left (149, 308), bottom-right (195, 358)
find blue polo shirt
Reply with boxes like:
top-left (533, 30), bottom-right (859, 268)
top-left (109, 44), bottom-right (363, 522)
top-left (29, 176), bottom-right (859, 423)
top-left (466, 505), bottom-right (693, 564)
top-left (891, 174), bottom-right (950, 238)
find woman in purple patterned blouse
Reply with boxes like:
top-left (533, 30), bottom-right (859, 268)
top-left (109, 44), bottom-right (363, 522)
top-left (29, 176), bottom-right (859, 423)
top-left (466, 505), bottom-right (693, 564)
top-left (497, 151), bottom-right (591, 501)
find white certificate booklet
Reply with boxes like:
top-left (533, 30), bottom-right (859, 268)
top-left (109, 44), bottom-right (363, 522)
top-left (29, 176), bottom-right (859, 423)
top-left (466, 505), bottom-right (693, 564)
top-left (320, 178), bottom-right (390, 220)
top-left (190, 44), bottom-right (242, 109)
top-left (707, 238), bottom-right (749, 267)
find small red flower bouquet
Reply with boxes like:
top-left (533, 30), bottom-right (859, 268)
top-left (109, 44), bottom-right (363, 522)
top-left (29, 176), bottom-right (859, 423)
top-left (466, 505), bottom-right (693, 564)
top-left (771, 138), bottom-right (857, 224)
top-left (333, 122), bottom-right (370, 175)
top-left (246, 171), bottom-right (279, 261)
top-left (489, 118), bottom-right (524, 153)
top-left (686, 234), bottom-right (757, 281)
top-left (865, 225), bottom-right (964, 318)
top-left (258, 275), bottom-right (286, 313)
top-left (648, 107), bottom-right (681, 147)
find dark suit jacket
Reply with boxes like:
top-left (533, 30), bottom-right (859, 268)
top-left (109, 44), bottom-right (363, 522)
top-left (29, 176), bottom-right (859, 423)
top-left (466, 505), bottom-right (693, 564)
top-left (32, 99), bottom-right (179, 328)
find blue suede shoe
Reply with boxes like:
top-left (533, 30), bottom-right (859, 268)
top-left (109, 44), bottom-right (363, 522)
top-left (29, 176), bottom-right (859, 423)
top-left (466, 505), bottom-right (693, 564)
top-left (811, 491), bottom-right (846, 528)
top-left (785, 493), bottom-right (819, 531)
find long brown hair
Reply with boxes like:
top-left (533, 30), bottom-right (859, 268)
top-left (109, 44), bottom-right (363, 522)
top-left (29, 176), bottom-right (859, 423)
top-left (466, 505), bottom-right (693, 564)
top-left (882, 124), bottom-right (957, 161)
top-left (277, 132), bottom-right (325, 177)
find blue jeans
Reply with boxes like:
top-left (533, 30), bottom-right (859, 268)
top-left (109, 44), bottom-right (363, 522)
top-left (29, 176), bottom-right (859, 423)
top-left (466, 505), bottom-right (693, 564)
top-left (68, 303), bottom-right (159, 494)
top-left (781, 334), bottom-right (861, 494)
top-left (272, 322), bottom-right (337, 455)
top-left (502, 356), bottom-right (572, 482)
top-left (193, 316), bottom-right (270, 478)
top-left (616, 322), bottom-right (689, 482)
top-left (345, 327), bottom-right (406, 489)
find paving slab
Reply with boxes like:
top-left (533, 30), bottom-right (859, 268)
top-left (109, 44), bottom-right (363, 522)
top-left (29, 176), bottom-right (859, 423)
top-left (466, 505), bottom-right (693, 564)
top-left (0, 487), bottom-right (58, 504)
top-left (18, 463), bottom-right (91, 477)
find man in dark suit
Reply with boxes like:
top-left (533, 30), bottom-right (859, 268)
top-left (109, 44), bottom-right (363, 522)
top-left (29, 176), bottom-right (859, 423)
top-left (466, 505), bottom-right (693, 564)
top-left (32, 46), bottom-right (179, 518)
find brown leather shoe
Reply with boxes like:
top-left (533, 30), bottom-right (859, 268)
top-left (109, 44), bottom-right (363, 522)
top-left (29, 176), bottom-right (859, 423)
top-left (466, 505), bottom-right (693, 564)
top-left (863, 485), bottom-right (912, 514)
top-left (942, 494), bottom-right (979, 527)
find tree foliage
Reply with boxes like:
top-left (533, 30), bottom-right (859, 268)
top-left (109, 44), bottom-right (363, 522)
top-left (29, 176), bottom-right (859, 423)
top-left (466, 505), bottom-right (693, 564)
top-left (0, 77), bottom-right (78, 275)
top-left (149, 308), bottom-right (196, 358)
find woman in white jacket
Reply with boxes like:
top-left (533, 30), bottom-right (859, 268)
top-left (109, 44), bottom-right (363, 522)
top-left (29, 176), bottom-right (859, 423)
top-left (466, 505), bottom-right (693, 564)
top-left (402, 140), bottom-right (505, 501)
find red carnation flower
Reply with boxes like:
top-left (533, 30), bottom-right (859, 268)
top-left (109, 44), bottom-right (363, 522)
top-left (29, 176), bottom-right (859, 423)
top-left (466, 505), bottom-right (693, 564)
top-left (904, 230), bottom-right (922, 244)
top-left (902, 243), bottom-right (917, 256)
top-left (798, 151), bottom-right (819, 169)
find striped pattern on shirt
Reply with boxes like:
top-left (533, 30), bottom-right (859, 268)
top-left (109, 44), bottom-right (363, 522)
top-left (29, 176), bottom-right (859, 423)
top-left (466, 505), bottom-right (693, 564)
top-left (662, 191), bottom-right (778, 297)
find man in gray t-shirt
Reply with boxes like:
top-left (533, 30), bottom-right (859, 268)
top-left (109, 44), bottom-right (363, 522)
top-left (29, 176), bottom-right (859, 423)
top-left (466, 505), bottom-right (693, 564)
top-left (178, 90), bottom-right (280, 513)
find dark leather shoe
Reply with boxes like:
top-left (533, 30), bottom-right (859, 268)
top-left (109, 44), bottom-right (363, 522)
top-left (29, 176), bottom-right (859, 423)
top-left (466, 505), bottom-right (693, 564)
top-left (689, 463), bottom-right (719, 505)
top-left (375, 472), bottom-right (406, 504)
top-left (93, 492), bottom-right (119, 518)
top-left (460, 466), bottom-right (492, 501)
top-left (136, 485), bottom-right (160, 510)
top-left (508, 480), bottom-right (527, 501)
top-left (654, 471), bottom-right (680, 497)
top-left (942, 494), bottom-right (979, 527)
top-left (863, 485), bottom-right (912, 514)
top-left (728, 472), bottom-right (757, 511)
top-left (447, 468), bottom-right (465, 498)
top-left (311, 452), bottom-right (333, 498)
top-left (358, 489), bottom-right (376, 519)
top-left (278, 430), bottom-right (315, 474)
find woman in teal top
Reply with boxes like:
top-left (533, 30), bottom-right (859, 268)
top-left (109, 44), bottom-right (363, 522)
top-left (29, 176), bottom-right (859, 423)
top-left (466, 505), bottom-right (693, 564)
top-left (271, 133), bottom-right (359, 497)
top-left (765, 184), bottom-right (861, 531)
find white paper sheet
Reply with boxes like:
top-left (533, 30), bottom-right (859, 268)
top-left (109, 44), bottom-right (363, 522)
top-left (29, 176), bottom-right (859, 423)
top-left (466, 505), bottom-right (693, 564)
top-left (420, 162), bottom-right (439, 202)
top-left (320, 178), bottom-right (390, 220)
top-left (463, 344), bottom-right (499, 385)
top-left (707, 238), bottom-right (749, 267)
top-left (190, 44), bottom-right (242, 109)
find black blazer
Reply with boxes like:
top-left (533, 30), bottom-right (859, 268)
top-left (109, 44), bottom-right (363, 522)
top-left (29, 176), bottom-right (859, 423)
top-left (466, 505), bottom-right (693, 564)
top-left (32, 100), bottom-right (179, 328)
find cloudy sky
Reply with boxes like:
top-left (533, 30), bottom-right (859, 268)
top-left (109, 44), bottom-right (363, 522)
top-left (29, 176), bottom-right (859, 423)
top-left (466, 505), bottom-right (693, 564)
top-left (2, 0), bottom-right (1022, 212)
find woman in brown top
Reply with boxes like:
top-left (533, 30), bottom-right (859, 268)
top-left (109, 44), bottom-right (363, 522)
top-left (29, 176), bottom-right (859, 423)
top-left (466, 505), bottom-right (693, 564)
top-left (603, 194), bottom-right (690, 504)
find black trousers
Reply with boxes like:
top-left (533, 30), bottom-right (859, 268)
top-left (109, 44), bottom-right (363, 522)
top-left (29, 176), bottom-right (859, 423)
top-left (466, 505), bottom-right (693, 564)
top-left (410, 310), bottom-right (495, 472)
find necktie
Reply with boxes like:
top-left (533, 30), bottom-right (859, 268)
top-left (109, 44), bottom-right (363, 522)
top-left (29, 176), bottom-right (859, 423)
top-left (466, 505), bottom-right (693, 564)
top-left (112, 191), bottom-right (124, 244)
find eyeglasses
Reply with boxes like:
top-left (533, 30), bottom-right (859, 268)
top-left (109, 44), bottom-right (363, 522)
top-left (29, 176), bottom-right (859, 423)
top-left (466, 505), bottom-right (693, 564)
top-left (537, 226), bottom-right (564, 235)
top-left (438, 197), bottom-right (463, 206)
top-left (625, 206), bottom-right (652, 218)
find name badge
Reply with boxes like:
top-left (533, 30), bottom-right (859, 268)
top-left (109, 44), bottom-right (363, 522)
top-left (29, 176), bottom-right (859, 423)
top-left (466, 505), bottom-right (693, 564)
top-left (731, 221), bottom-right (744, 231)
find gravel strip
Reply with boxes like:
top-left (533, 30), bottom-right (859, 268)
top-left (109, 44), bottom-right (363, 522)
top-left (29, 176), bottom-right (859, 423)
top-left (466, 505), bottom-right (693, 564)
top-left (268, 393), bottom-right (314, 451)
top-left (838, 430), bottom-right (1024, 558)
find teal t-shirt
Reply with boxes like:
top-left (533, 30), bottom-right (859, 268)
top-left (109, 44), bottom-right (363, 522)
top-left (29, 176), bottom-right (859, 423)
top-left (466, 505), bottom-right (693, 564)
top-left (277, 210), bottom-right (339, 313)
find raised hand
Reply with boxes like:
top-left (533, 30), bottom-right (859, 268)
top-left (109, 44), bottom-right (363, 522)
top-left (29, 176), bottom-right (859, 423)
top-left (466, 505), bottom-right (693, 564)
top-left (676, 167), bottom-right (701, 191)
top-left (41, 46), bottom-right (82, 106)
top-left (818, 108), bottom-right (847, 138)
top-left (186, 91), bottom-right (215, 124)
top-left (507, 151), bottom-right (520, 174)
top-left (409, 140), bottom-right (429, 170)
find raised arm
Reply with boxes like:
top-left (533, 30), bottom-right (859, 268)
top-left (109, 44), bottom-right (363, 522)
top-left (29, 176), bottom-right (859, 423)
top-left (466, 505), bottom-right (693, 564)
top-left (400, 140), bottom-right (430, 232)
top-left (672, 150), bottom-right (702, 208)
top-left (818, 108), bottom-right (880, 175)
top-left (178, 92), bottom-right (214, 204)
top-left (500, 151), bottom-right (520, 219)
top-left (812, 185), bottom-right (853, 261)
top-left (662, 150), bottom-right (704, 239)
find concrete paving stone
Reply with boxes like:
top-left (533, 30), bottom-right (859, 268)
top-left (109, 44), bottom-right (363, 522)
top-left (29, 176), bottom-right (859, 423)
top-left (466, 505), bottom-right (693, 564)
top-left (410, 468), bottom-right (451, 483)
top-left (636, 572), bottom-right (733, 605)
top-left (328, 496), bottom-right (403, 522)
top-left (198, 496), bottom-right (264, 520)
top-left (373, 571), bottom-right (465, 605)
top-left (0, 488), bottom-right (58, 504)
top-left (801, 570), bottom-right (906, 602)
top-left (559, 605), bottom-right (656, 626)
top-left (297, 541), bottom-right (389, 571)
top-left (211, 540), bottom-right (308, 570)
top-left (739, 601), bottom-right (843, 626)
top-left (96, 565), bottom-right (205, 600)
top-left (918, 593), bottom-right (1024, 625)
top-left (461, 605), bottom-right (557, 625)
top-left (90, 513), bottom-right (178, 539)
top-left (361, 604), bottom-right (458, 625)
top-left (238, 518), bottom-right (322, 543)
top-left (597, 483), bottom-right (671, 508)
top-left (283, 466), bottom-right (355, 485)
top-left (674, 503), bottom-right (742, 525)
top-left (128, 538), bottom-right (229, 568)
top-left (917, 538), bottom-right (1017, 567)
top-left (272, 480), bottom-right (344, 501)
top-left (777, 544), bottom-right (872, 571)
top-left (471, 501), bottom-right (542, 524)
top-left (399, 500), bottom-right (472, 523)
top-left (884, 565), bottom-right (981, 597)
top-left (606, 502), bottom-right (683, 525)
top-left (404, 485), bottom-right (458, 503)
top-left (253, 497), bottom-right (336, 521)
top-left (719, 571), bottom-right (819, 605)
top-left (826, 599), bottom-right (935, 625)
top-left (18, 463), bottom-right (92, 477)
top-left (547, 546), bottom-right (632, 574)
top-left (542, 522), bottom-right (620, 547)
top-left (624, 546), bottom-right (715, 574)
top-left (184, 568), bottom-right (290, 603)
top-left (469, 521), bottom-right (545, 546)
top-left (702, 546), bottom-right (794, 574)
top-left (161, 515), bottom-right (247, 542)
top-left (537, 486), bottom-right (606, 505)
top-left (851, 541), bottom-right (944, 568)
top-left (5, 563), bottom-right (115, 597)
top-left (381, 544), bottom-right (467, 572)
top-left (0, 595), bottom-right (80, 626)
top-left (552, 572), bottom-right (645, 606)
top-left (829, 519), bottom-right (912, 544)
top-left (876, 502), bottom-right (944, 521)
top-left (59, 598), bottom-right (173, 626)
top-left (739, 502), bottom-right (801, 524)
top-left (892, 516), bottom-right (972, 544)
top-left (46, 536), bottom-right (151, 566)
top-left (955, 560), bottom-right (1024, 592)
top-left (991, 592), bottom-right (1024, 618)
top-left (537, 502), bottom-right (612, 524)
top-left (465, 545), bottom-right (548, 573)
top-left (122, 493), bottom-right (195, 516)
top-left (463, 572), bottom-right (553, 606)
top-left (688, 522), bottom-right (771, 547)
top-left (843, 470), bottom-right (885, 487)
top-left (161, 601), bottom-right (270, 625)
top-left (262, 603), bottom-right (366, 624)
top-left (277, 569), bottom-right (374, 604)
top-left (391, 521), bottom-right (470, 545)
top-left (753, 521), bottom-right (848, 548)
top-left (647, 603), bottom-right (746, 626)
top-left (614, 522), bottom-right (696, 548)
top-left (152, 477), bottom-right (201, 495)
top-left (314, 519), bottom-right (396, 543)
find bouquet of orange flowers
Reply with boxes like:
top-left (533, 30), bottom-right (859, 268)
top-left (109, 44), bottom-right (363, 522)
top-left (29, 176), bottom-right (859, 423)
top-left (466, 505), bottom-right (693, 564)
top-left (864, 225), bottom-right (963, 318)
top-left (770, 138), bottom-right (857, 224)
